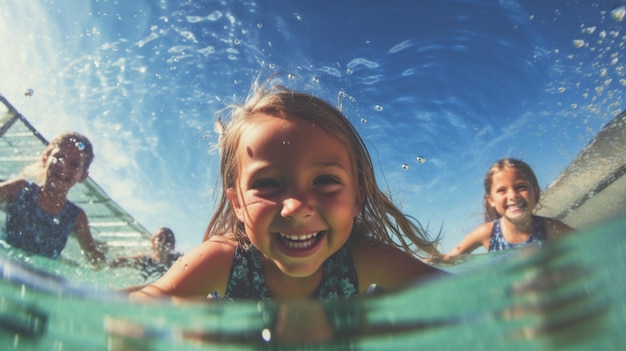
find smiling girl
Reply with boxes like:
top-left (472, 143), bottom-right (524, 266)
top-left (444, 158), bottom-right (573, 259)
top-left (0, 132), bottom-right (105, 268)
top-left (132, 82), bottom-right (444, 301)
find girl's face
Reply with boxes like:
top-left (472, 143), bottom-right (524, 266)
top-left (42, 141), bottom-right (88, 190)
top-left (228, 113), bottom-right (361, 279)
top-left (487, 168), bottom-right (538, 223)
top-left (152, 230), bottom-right (174, 253)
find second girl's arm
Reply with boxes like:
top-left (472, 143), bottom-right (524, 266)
top-left (72, 209), bottom-right (106, 269)
top-left (0, 179), bottom-right (28, 204)
top-left (444, 222), bottom-right (493, 259)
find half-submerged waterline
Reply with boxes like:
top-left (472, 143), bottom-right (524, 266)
top-left (1, 213), bottom-right (624, 350)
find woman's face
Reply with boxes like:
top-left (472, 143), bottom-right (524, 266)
top-left (228, 113), bottom-right (361, 279)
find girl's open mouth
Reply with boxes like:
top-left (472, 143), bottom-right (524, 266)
top-left (276, 231), bottom-right (324, 250)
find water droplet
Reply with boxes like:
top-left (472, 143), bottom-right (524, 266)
top-left (75, 141), bottom-right (86, 151)
top-left (312, 76), bottom-right (319, 83)
top-left (257, 23), bottom-right (263, 28)
top-left (417, 156), bottom-right (426, 164)
top-left (183, 264), bottom-right (188, 270)
top-left (261, 328), bottom-right (272, 342)
top-left (268, 63), bottom-right (275, 69)
top-left (374, 105), bottom-right (383, 111)
top-left (611, 6), bottom-right (625, 22)
top-left (24, 88), bottom-right (34, 97)
top-left (288, 73), bottom-right (296, 80)
top-left (402, 163), bottom-right (409, 170)
top-left (53, 218), bottom-right (60, 225)
top-left (360, 118), bottom-right (367, 123)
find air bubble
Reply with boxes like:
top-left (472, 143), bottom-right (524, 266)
top-left (75, 141), bottom-right (86, 151)
top-left (261, 328), bottom-right (272, 342)
top-left (402, 163), bottom-right (409, 170)
top-left (360, 118), bottom-right (367, 123)
top-left (24, 88), bottom-right (34, 97)
top-left (53, 218), bottom-right (60, 225)
top-left (374, 105), bottom-right (383, 111)
top-left (416, 156), bottom-right (425, 164)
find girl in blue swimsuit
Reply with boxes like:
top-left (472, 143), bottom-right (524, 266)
top-left (132, 80), bottom-right (445, 302)
top-left (0, 132), bottom-right (106, 268)
top-left (444, 158), bottom-right (573, 259)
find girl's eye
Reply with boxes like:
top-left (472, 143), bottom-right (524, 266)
top-left (251, 179), bottom-right (280, 189)
top-left (314, 175), bottom-right (341, 185)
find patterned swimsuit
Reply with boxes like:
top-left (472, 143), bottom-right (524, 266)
top-left (212, 244), bottom-right (360, 301)
top-left (488, 216), bottom-right (547, 252)
top-left (1, 182), bottom-right (80, 259)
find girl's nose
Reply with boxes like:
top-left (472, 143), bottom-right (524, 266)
top-left (281, 194), bottom-right (314, 219)
top-left (507, 189), bottom-right (520, 199)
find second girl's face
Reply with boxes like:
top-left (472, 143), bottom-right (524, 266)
top-left (487, 168), bottom-right (538, 222)
top-left (228, 113), bottom-right (361, 278)
top-left (43, 141), bottom-right (88, 190)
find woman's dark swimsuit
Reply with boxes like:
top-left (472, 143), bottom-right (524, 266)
top-left (210, 244), bottom-right (359, 301)
top-left (488, 216), bottom-right (547, 252)
top-left (1, 182), bottom-right (80, 259)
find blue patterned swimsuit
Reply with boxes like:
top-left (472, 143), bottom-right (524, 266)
top-left (488, 216), bottom-right (547, 252)
top-left (1, 182), bottom-right (80, 259)
top-left (212, 244), bottom-right (359, 301)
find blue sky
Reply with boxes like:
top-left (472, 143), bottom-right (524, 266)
top-left (1, 0), bottom-right (624, 253)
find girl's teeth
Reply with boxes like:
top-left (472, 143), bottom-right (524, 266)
top-left (277, 232), bottom-right (320, 249)
top-left (279, 232), bottom-right (318, 241)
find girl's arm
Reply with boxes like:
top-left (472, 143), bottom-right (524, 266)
top-left (0, 179), bottom-right (28, 204)
top-left (444, 222), bottom-right (493, 259)
top-left (129, 237), bottom-right (236, 302)
top-left (72, 209), bottom-right (106, 269)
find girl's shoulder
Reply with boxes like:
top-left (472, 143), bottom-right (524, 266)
top-left (0, 179), bottom-right (30, 202)
top-left (351, 242), bottom-right (443, 293)
top-left (535, 216), bottom-right (573, 239)
top-left (139, 236), bottom-right (238, 299)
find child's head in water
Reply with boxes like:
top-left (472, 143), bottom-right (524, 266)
top-left (205, 82), bottom-right (440, 266)
top-left (152, 227), bottom-right (176, 253)
top-left (483, 158), bottom-right (541, 222)
top-left (34, 132), bottom-right (94, 186)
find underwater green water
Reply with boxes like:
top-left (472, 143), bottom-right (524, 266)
top-left (1, 213), bottom-right (624, 350)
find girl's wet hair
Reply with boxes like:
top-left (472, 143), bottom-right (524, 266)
top-left (44, 131), bottom-right (95, 170)
top-left (204, 79), bottom-right (441, 258)
top-left (483, 158), bottom-right (540, 222)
